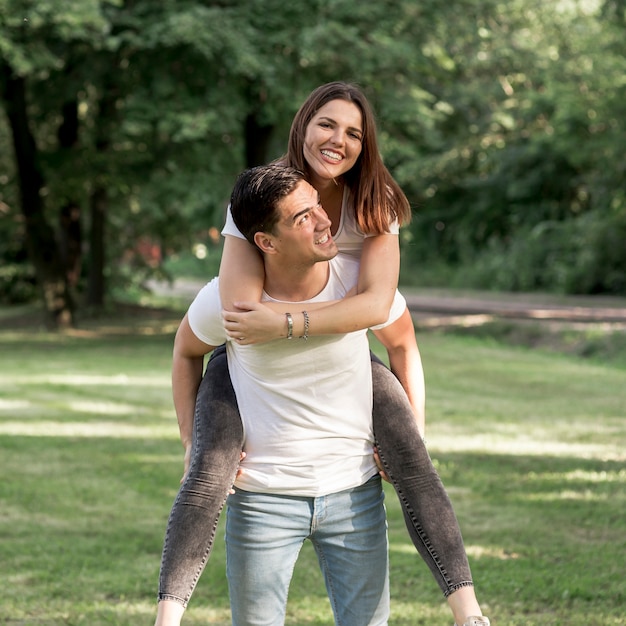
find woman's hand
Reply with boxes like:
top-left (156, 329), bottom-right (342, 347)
top-left (222, 302), bottom-right (287, 345)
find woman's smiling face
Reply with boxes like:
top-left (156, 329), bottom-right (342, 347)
top-left (303, 99), bottom-right (363, 184)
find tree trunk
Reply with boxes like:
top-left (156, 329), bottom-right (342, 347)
top-left (244, 112), bottom-right (274, 167)
top-left (1, 62), bottom-right (74, 328)
top-left (87, 186), bottom-right (107, 307)
top-left (86, 76), bottom-right (117, 308)
top-left (58, 99), bottom-right (82, 290)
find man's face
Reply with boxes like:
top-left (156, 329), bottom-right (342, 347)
top-left (270, 180), bottom-right (338, 264)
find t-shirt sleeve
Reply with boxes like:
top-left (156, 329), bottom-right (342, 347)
top-left (363, 218), bottom-right (400, 237)
top-left (221, 204), bottom-right (246, 239)
top-left (186, 278), bottom-right (229, 346)
top-left (370, 289), bottom-right (407, 330)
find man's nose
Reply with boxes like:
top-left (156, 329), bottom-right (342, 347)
top-left (314, 205), bottom-right (331, 227)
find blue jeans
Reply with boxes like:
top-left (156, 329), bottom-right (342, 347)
top-left (158, 347), bottom-right (473, 606)
top-left (225, 476), bottom-right (389, 626)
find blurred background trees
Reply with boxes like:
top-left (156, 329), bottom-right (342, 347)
top-left (1, 0), bottom-right (624, 328)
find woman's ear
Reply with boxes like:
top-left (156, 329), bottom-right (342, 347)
top-left (253, 232), bottom-right (277, 254)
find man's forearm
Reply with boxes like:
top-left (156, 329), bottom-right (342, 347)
top-left (373, 308), bottom-right (426, 437)
top-left (387, 344), bottom-right (426, 436)
top-left (171, 353), bottom-right (204, 448)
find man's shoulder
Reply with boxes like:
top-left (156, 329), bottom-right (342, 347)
top-left (187, 277), bottom-right (224, 343)
top-left (193, 276), bottom-right (220, 301)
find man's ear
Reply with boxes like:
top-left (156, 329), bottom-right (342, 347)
top-left (253, 232), bottom-right (277, 254)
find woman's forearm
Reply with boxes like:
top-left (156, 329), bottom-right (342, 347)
top-left (291, 233), bottom-right (400, 334)
top-left (222, 233), bottom-right (401, 343)
top-left (275, 292), bottom-right (393, 336)
top-left (219, 235), bottom-right (265, 312)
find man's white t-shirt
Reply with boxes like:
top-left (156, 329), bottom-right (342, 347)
top-left (187, 254), bottom-right (406, 497)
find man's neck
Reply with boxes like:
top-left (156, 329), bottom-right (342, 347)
top-left (263, 260), bottom-right (330, 302)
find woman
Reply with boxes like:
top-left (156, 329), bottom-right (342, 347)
top-left (155, 83), bottom-right (490, 626)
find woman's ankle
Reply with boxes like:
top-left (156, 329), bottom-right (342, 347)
top-left (154, 598), bottom-right (185, 626)
top-left (446, 586), bottom-right (482, 626)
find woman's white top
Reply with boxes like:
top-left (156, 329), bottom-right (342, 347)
top-left (222, 186), bottom-right (400, 259)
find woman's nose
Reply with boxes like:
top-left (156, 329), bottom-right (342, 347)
top-left (330, 128), bottom-right (344, 146)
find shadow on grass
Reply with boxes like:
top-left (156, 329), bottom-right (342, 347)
top-left (385, 450), bottom-right (625, 624)
top-left (1, 430), bottom-right (625, 625)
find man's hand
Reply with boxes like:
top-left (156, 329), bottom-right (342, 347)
top-left (228, 452), bottom-right (247, 494)
top-left (180, 443), bottom-right (193, 484)
top-left (373, 447), bottom-right (390, 483)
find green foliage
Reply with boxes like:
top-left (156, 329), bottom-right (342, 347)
top-left (1, 0), bottom-right (626, 317)
top-left (0, 0), bottom-right (110, 73)
top-left (399, 0), bottom-right (626, 294)
top-left (448, 208), bottom-right (626, 294)
top-left (0, 261), bottom-right (37, 304)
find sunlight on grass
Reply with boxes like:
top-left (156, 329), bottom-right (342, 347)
top-left (426, 432), bottom-right (624, 461)
top-left (427, 411), bottom-right (626, 461)
top-left (0, 399), bottom-right (30, 410)
top-left (67, 400), bottom-right (152, 415)
top-left (3, 599), bottom-right (213, 626)
top-left (4, 373), bottom-right (171, 387)
top-left (526, 468), bottom-right (626, 484)
top-left (391, 540), bottom-right (521, 561)
top-left (65, 320), bottom-right (181, 337)
top-left (389, 542), bottom-right (424, 556)
top-left (526, 489), bottom-right (608, 502)
top-left (0, 420), bottom-right (177, 438)
top-left (521, 467), bottom-right (626, 502)
top-left (562, 468), bottom-right (626, 482)
top-left (464, 544), bottom-right (521, 560)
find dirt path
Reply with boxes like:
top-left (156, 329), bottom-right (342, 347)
top-left (401, 289), bottom-right (626, 329)
top-left (149, 279), bottom-right (626, 329)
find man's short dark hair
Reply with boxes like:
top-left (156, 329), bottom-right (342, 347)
top-left (230, 164), bottom-right (305, 246)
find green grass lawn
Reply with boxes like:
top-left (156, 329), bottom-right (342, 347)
top-left (0, 308), bottom-right (624, 625)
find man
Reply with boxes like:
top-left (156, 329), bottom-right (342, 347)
top-left (171, 164), bottom-right (406, 626)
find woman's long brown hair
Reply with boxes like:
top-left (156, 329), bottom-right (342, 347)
top-left (284, 82), bottom-right (412, 234)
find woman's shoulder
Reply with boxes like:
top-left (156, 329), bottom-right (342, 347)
top-left (334, 191), bottom-right (365, 257)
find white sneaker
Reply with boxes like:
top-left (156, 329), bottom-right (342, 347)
top-left (458, 617), bottom-right (490, 626)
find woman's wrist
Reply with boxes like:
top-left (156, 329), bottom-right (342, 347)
top-left (283, 311), bottom-right (309, 340)
top-left (300, 311), bottom-right (309, 340)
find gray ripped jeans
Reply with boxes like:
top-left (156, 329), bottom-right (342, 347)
top-left (157, 346), bottom-right (473, 606)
